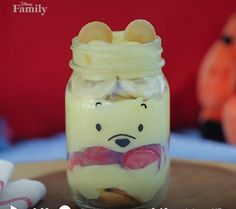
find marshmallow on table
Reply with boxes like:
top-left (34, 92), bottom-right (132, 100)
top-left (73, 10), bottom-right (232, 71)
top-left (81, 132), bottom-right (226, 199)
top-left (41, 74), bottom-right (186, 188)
top-left (0, 179), bottom-right (46, 209)
top-left (0, 160), bottom-right (14, 192)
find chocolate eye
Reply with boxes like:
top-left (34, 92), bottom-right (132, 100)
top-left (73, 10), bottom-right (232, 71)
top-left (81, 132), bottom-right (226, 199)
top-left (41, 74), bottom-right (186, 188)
top-left (96, 123), bottom-right (102, 131)
top-left (95, 102), bottom-right (102, 107)
top-left (138, 124), bottom-right (144, 132)
top-left (141, 103), bottom-right (147, 108)
top-left (221, 35), bottom-right (233, 45)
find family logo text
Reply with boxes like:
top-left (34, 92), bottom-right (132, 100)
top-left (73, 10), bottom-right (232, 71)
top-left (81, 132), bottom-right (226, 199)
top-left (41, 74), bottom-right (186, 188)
top-left (13, 1), bottom-right (47, 16)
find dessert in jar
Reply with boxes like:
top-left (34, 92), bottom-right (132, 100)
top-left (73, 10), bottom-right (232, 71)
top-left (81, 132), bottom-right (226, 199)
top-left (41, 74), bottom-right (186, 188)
top-left (66, 19), bottom-right (170, 209)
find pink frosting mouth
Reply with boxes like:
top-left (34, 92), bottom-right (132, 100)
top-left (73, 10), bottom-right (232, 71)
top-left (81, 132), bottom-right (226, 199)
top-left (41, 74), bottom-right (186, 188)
top-left (68, 144), bottom-right (165, 171)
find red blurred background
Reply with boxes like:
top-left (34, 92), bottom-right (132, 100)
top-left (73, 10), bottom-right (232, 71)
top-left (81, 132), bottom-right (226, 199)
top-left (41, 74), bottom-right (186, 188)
top-left (0, 0), bottom-right (235, 142)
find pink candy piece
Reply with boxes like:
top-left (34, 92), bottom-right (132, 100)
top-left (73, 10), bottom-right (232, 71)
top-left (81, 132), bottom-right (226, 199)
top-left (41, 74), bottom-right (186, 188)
top-left (68, 146), bottom-right (121, 170)
top-left (122, 144), bottom-right (162, 169)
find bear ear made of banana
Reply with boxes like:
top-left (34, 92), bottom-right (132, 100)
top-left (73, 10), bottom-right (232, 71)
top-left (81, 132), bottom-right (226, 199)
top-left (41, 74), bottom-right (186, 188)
top-left (78, 19), bottom-right (156, 43)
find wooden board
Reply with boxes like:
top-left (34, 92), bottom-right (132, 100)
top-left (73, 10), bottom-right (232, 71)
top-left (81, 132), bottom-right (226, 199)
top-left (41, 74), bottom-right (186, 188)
top-left (36, 160), bottom-right (236, 209)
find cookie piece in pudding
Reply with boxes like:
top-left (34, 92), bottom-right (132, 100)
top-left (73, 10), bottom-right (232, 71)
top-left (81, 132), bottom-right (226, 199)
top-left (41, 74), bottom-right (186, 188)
top-left (98, 188), bottom-right (141, 207)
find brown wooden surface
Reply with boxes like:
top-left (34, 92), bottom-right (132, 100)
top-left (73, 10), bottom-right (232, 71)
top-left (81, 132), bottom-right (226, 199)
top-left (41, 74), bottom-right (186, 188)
top-left (35, 160), bottom-right (236, 209)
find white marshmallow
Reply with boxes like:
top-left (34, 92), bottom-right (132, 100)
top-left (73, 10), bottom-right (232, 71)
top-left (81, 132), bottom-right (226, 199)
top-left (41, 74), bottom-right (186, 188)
top-left (0, 179), bottom-right (46, 209)
top-left (0, 160), bottom-right (14, 192)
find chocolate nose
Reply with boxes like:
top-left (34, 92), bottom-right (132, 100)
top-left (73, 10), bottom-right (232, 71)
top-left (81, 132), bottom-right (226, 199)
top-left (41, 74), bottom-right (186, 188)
top-left (115, 138), bottom-right (130, 147)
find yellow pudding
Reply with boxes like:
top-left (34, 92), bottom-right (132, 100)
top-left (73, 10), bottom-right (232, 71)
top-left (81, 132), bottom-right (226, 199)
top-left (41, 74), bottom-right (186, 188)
top-left (67, 160), bottom-right (169, 202)
top-left (66, 88), bottom-right (169, 202)
top-left (66, 90), bottom-right (169, 153)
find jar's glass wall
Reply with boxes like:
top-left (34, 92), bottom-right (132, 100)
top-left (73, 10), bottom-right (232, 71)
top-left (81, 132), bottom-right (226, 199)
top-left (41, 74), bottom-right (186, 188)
top-left (65, 71), bottom-right (170, 209)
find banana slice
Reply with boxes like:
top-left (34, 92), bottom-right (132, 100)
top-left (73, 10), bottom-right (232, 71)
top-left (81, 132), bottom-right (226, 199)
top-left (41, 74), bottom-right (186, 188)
top-left (118, 76), bottom-right (162, 99)
top-left (75, 78), bottom-right (117, 99)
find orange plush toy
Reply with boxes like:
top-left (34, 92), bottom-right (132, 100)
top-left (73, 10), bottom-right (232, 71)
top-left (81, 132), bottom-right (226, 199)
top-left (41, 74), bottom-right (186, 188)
top-left (198, 13), bottom-right (236, 145)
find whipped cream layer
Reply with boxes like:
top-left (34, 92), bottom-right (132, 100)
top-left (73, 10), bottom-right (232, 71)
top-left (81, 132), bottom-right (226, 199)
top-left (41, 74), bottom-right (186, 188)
top-left (70, 32), bottom-right (165, 80)
top-left (69, 73), bottom-right (167, 100)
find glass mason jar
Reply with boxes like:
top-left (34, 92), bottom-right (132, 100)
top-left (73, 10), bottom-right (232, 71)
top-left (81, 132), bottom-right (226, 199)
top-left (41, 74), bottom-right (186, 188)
top-left (66, 31), bottom-right (170, 209)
